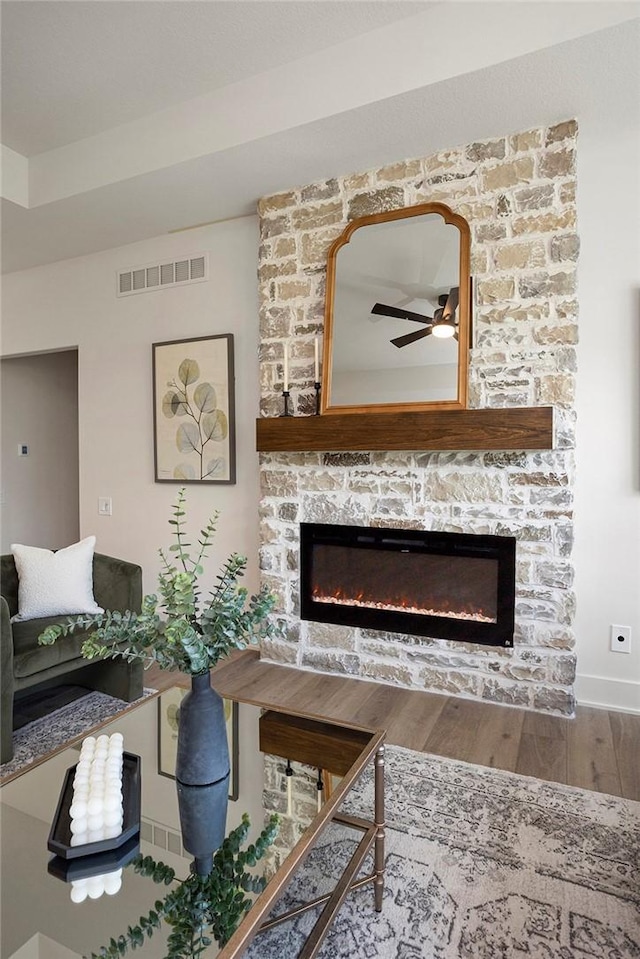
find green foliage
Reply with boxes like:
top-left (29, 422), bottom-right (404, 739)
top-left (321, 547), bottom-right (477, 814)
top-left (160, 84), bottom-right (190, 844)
top-left (38, 489), bottom-right (278, 675)
top-left (162, 356), bottom-right (229, 480)
top-left (85, 814), bottom-right (280, 959)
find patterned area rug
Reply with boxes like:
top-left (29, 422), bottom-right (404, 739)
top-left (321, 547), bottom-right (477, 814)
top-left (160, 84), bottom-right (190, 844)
top-left (1, 688), bottom-right (156, 782)
top-left (248, 746), bottom-right (640, 958)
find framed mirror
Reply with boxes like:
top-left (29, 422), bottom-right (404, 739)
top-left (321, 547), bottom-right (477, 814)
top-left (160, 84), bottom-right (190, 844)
top-left (321, 202), bottom-right (471, 415)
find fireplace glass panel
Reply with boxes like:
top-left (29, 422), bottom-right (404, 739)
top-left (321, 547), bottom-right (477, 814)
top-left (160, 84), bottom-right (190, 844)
top-left (300, 524), bottom-right (516, 648)
top-left (312, 544), bottom-right (499, 624)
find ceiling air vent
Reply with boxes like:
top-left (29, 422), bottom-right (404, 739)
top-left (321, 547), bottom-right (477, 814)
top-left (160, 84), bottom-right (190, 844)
top-left (117, 253), bottom-right (208, 297)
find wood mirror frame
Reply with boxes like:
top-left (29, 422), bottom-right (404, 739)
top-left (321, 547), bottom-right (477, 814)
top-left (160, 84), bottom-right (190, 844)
top-left (321, 202), bottom-right (471, 415)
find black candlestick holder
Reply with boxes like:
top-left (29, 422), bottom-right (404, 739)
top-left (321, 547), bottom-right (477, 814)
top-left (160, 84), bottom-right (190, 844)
top-left (314, 382), bottom-right (321, 415)
top-left (280, 390), bottom-right (293, 416)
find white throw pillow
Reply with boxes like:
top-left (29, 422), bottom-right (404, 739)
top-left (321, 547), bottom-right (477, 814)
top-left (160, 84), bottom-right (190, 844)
top-left (11, 536), bottom-right (104, 622)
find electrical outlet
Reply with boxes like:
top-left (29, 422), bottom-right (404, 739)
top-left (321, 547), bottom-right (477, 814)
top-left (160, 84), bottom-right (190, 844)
top-left (98, 497), bottom-right (112, 516)
top-left (610, 624), bottom-right (631, 654)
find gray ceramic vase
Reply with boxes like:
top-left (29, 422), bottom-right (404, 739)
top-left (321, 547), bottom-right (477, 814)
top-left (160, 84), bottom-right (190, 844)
top-left (175, 671), bottom-right (230, 787)
top-left (177, 775), bottom-right (230, 876)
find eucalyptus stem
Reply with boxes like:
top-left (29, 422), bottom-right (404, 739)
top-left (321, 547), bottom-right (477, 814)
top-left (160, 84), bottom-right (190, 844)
top-left (38, 489), bottom-right (278, 676)
top-left (85, 814), bottom-right (279, 959)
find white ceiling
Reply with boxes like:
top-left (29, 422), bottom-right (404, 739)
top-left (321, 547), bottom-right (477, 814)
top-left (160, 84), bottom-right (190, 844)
top-left (1, 1), bottom-right (433, 156)
top-left (1, 1), bottom-right (638, 274)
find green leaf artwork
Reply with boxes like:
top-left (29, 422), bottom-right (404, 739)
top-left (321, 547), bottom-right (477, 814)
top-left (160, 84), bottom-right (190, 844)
top-left (162, 357), bottom-right (228, 480)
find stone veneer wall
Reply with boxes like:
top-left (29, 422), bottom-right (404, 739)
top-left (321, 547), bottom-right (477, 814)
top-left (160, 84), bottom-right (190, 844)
top-left (257, 120), bottom-right (579, 715)
top-left (261, 757), bottom-right (319, 877)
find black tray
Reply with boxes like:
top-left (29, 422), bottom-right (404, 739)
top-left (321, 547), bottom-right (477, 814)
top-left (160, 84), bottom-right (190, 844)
top-left (48, 834), bottom-right (141, 882)
top-left (47, 752), bottom-right (141, 860)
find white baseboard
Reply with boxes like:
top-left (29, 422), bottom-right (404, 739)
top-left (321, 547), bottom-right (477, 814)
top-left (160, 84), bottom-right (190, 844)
top-left (575, 673), bottom-right (640, 714)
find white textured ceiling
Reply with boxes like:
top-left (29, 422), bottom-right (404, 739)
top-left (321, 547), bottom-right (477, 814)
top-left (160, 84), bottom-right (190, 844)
top-left (1, 2), bottom-right (638, 274)
top-left (1, 0), bottom-right (433, 156)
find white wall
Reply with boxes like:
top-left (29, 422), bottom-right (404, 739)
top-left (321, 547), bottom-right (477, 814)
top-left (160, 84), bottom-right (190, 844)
top-left (572, 86), bottom-right (640, 712)
top-left (332, 363), bottom-right (459, 407)
top-left (0, 218), bottom-right (262, 600)
top-left (1, 350), bottom-right (79, 552)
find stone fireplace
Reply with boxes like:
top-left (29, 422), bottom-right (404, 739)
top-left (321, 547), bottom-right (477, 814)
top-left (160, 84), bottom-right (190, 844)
top-left (256, 120), bottom-right (578, 715)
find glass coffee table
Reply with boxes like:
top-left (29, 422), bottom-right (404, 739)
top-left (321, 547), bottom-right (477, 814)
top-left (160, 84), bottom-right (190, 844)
top-left (0, 687), bottom-right (385, 958)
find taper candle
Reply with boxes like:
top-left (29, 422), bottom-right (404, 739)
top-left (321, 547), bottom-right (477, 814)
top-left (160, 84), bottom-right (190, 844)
top-left (283, 342), bottom-right (289, 392)
top-left (314, 336), bottom-right (319, 382)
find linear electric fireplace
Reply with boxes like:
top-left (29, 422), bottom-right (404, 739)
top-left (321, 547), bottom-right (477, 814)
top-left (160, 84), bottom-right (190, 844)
top-left (300, 523), bottom-right (516, 648)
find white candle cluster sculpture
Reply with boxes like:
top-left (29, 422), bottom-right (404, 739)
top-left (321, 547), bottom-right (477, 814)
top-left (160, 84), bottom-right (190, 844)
top-left (70, 868), bottom-right (123, 903)
top-left (68, 733), bottom-right (125, 847)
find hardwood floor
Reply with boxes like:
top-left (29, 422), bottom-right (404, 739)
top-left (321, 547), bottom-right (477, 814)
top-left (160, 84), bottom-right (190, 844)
top-left (145, 652), bottom-right (640, 801)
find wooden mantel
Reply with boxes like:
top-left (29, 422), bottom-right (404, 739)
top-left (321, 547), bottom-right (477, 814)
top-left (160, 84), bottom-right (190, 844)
top-left (256, 407), bottom-right (553, 453)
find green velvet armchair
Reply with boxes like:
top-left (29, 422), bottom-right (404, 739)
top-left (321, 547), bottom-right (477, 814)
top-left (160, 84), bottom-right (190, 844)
top-left (1, 552), bottom-right (144, 765)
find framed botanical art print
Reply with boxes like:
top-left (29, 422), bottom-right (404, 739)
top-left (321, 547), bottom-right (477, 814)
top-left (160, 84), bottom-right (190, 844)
top-left (153, 333), bottom-right (236, 483)
top-left (157, 686), bottom-right (239, 801)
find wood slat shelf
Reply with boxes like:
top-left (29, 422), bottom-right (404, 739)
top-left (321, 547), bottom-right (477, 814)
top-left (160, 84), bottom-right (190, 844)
top-left (256, 407), bottom-right (553, 453)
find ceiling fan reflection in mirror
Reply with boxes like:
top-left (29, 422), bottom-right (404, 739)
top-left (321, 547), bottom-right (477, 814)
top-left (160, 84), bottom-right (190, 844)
top-left (371, 286), bottom-right (459, 347)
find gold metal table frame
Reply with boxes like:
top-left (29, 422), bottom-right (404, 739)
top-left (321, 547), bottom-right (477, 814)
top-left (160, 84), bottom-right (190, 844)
top-left (220, 709), bottom-right (386, 959)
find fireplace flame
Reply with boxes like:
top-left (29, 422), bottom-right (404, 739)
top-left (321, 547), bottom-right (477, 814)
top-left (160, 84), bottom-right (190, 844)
top-left (311, 588), bottom-right (497, 624)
